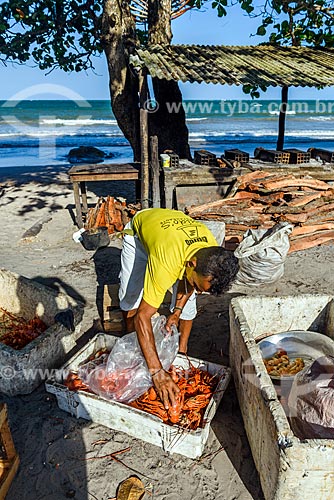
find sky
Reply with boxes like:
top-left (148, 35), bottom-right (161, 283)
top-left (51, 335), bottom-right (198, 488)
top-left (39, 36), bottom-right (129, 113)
top-left (1, 2), bottom-right (334, 101)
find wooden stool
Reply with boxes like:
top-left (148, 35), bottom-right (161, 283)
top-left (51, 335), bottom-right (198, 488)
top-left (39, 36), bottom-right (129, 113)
top-left (0, 404), bottom-right (19, 499)
top-left (68, 163), bottom-right (140, 228)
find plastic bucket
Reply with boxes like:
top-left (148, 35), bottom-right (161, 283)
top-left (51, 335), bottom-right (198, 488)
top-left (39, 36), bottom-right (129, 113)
top-left (81, 227), bottom-right (110, 251)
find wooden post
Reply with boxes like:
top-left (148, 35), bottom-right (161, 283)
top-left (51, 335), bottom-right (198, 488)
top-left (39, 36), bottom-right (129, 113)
top-left (72, 181), bottom-right (84, 228)
top-left (277, 85), bottom-right (289, 151)
top-left (150, 135), bottom-right (160, 208)
top-left (139, 71), bottom-right (150, 209)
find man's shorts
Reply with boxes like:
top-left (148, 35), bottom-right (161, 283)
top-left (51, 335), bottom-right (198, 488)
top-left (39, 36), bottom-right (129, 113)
top-left (119, 223), bottom-right (197, 320)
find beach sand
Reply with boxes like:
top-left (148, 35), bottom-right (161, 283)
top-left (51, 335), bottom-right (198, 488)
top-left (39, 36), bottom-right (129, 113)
top-left (1, 170), bottom-right (334, 500)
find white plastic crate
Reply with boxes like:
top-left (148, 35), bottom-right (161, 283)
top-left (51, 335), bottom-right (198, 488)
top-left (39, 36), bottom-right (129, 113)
top-left (230, 294), bottom-right (334, 500)
top-left (45, 333), bottom-right (231, 458)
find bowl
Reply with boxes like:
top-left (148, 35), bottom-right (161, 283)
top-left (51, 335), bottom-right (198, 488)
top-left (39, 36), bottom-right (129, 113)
top-left (258, 330), bottom-right (334, 380)
top-left (81, 227), bottom-right (110, 251)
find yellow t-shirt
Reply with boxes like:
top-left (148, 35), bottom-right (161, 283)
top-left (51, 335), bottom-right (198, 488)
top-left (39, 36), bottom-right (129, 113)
top-left (132, 208), bottom-right (217, 308)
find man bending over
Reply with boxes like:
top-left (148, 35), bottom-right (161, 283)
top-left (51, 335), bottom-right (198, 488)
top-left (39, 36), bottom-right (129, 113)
top-left (119, 208), bottom-right (239, 409)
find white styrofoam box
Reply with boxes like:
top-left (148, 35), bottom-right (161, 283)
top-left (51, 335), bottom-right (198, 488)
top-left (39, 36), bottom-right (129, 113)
top-left (45, 333), bottom-right (231, 458)
top-left (229, 294), bottom-right (334, 500)
top-left (0, 268), bottom-right (84, 396)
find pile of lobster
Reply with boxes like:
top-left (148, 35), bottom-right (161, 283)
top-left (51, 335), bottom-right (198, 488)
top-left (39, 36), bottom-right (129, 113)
top-left (129, 364), bottom-right (218, 430)
top-left (65, 359), bottom-right (219, 431)
top-left (0, 307), bottom-right (47, 349)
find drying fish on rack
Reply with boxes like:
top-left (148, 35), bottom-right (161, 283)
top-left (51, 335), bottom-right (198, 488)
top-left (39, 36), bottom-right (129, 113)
top-left (186, 170), bottom-right (334, 252)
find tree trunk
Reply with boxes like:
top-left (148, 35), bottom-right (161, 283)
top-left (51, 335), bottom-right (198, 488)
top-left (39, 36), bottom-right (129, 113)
top-left (101, 0), bottom-right (191, 162)
top-left (148, 0), bottom-right (191, 159)
top-left (101, 0), bottom-right (141, 161)
top-left (150, 78), bottom-right (191, 158)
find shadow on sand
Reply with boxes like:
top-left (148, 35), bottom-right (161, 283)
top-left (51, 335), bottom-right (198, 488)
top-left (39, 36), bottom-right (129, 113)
top-left (1, 273), bottom-right (90, 500)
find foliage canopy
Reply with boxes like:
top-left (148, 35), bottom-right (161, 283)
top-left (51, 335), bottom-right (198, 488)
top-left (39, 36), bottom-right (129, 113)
top-left (1, 0), bottom-right (333, 99)
top-left (0, 0), bottom-right (103, 71)
top-left (1, 1), bottom-right (334, 73)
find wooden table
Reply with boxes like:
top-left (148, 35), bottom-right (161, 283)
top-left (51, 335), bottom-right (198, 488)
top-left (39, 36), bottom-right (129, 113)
top-left (162, 159), bottom-right (334, 209)
top-left (68, 163), bottom-right (140, 228)
top-left (162, 160), bottom-right (247, 209)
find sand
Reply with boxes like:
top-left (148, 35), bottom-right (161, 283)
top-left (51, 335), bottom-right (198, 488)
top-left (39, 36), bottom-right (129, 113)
top-left (1, 169), bottom-right (334, 500)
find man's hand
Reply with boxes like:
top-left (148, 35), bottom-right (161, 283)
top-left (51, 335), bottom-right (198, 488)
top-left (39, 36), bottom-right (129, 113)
top-left (165, 311), bottom-right (181, 333)
top-left (152, 369), bottom-right (180, 409)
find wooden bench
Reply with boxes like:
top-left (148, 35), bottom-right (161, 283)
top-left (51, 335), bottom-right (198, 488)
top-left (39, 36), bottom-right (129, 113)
top-left (68, 163), bottom-right (140, 228)
top-left (0, 404), bottom-right (19, 499)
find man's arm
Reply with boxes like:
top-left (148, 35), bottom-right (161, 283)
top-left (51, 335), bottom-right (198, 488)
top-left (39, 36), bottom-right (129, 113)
top-left (134, 299), bottom-right (180, 409)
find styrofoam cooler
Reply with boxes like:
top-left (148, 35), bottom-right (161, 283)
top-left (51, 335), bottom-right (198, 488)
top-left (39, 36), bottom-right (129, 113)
top-left (0, 268), bottom-right (84, 395)
top-left (230, 294), bottom-right (334, 500)
top-left (45, 333), bottom-right (231, 458)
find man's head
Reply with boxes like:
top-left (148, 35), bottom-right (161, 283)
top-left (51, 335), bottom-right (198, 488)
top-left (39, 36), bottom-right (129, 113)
top-left (185, 247), bottom-right (239, 295)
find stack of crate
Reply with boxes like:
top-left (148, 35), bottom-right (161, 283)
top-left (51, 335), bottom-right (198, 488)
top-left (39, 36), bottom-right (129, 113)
top-left (0, 404), bottom-right (19, 498)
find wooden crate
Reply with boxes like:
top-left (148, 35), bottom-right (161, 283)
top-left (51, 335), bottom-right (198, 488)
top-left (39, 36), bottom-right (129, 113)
top-left (102, 284), bottom-right (123, 333)
top-left (0, 404), bottom-right (19, 499)
top-left (229, 295), bottom-right (334, 500)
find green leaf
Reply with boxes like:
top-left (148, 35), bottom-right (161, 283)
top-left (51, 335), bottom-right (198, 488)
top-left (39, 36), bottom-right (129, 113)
top-left (256, 25), bottom-right (266, 36)
top-left (217, 4), bottom-right (226, 17)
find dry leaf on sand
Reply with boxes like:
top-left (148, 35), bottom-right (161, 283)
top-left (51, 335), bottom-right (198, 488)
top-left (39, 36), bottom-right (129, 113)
top-left (116, 476), bottom-right (145, 500)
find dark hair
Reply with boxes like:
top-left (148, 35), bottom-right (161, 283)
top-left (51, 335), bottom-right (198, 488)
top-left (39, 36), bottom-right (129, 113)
top-left (194, 247), bottom-right (239, 295)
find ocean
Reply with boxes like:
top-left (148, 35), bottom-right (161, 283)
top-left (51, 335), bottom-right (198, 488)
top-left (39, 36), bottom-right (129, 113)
top-left (0, 99), bottom-right (334, 169)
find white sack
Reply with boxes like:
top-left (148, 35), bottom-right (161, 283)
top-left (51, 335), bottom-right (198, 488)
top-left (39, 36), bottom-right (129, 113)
top-left (233, 222), bottom-right (293, 286)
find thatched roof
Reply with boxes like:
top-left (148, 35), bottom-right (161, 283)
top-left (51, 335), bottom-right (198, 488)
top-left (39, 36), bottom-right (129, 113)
top-left (130, 45), bottom-right (334, 87)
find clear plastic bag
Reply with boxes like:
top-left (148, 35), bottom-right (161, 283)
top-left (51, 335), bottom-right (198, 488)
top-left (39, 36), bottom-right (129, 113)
top-left (288, 355), bottom-right (334, 439)
top-left (78, 315), bottom-right (179, 403)
top-left (233, 222), bottom-right (293, 286)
